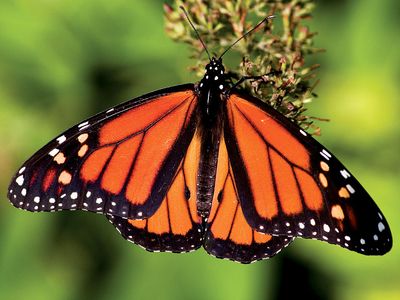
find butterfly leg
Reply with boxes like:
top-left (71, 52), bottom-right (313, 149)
top-left (227, 70), bottom-right (281, 93)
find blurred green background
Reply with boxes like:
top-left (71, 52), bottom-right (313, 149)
top-left (0, 0), bottom-right (399, 299)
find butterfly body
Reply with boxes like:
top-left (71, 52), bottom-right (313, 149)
top-left (195, 57), bottom-right (227, 217)
top-left (8, 55), bottom-right (392, 263)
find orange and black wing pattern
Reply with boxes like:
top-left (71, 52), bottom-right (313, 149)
top-left (204, 136), bottom-right (293, 263)
top-left (224, 93), bottom-right (392, 255)
top-left (8, 84), bottom-right (197, 220)
top-left (107, 156), bottom-right (203, 252)
top-left (107, 133), bottom-right (204, 252)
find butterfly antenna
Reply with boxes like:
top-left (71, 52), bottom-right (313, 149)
top-left (180, 6), bottom-right (211, 61)
top-left (219, 15), bottom-right (275, 59)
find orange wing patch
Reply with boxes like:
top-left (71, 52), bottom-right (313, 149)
top-left (125, 99), bottom-right (194, 205)
top-left (270, 149), bottom-right (303, 215)
top-left (204, 136), bottom-right (294, 263)
top-left (229, 95), bottom-right (310, 170)
top-left (208, 166), bottom-right (279, 248)
top-left (101, 134), bottom-right (143, 194)
top-left (80, 146), bottom-right (115, 182)
top-left (294, 168), bottom-right (323, 211)
top-left (226, 96), bottom-right (324, 221)
top-left (183, 131), bottom-right (202, 221)
top-left (42, 168), bottom-right (56, 192)
top-left (223, 106), bottom-right (279, 219)
top-left (99, 91), bottom-right (193, 145)
top-left (107, 162), bottom-right (202, 252)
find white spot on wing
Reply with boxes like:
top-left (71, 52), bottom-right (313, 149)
top-left (56, 135), bottom-right (67, 144)
top-left (320, 151), bottom-right (330, 160)
top-left (340, 169), bottom-right (351, 179)
top-left (378, 222), bottom-right (385, 232)
top-left (49, 148), bottom-right (60, 157)
top-left (346, 184), bottom-right (355, 194)
top-left (323, 224), bottom-right (330, 232)
top-left (16, 175), bottom-right (24, 186)
top-left (322, 149), bottom-right (332, 158)
top-left (78, 121), bottom-right (89, 128)
top-left (33, 196), bottom-right (40, 203)
top-left (79, 125), bottom-right (90, 131)
top-left (18, 167), bottom-right (26, 174)
top-left (21, 188), bottom-right (27, 196)
top-left (70, 192), bottom-right (78, 200)
top-left (300, 129), bottom-right (307, 136)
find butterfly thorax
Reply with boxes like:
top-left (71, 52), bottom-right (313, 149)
top-left (195, 57), bottom-right (229, 217)
top-left (195, 57), bottom-right (230, 139)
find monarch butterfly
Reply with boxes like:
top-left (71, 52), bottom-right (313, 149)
top-left (8, 12), bottom-right (392, 264)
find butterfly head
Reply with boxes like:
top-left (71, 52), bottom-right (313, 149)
top-left (199, 57), bottom-right (227, 93)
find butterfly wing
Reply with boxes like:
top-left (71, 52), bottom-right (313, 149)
top-left (204, 135), bottom-right (294, 263)
top-left (224, 93), bottom-right (392, 255)
top-left (106, 141), bottom-right (203, 252)
top-left (8, 84), bottom-right (198, 220)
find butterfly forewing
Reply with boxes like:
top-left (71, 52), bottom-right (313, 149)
top-left (8, 85), bottom-right (198, 220)
top-left (224, 93), bottom-right (392, 255)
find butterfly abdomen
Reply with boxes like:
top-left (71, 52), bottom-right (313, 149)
top-left (196, 131), bottom-right (221, 217)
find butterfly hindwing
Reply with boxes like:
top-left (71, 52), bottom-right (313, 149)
top-left (8, 85), bottom-right (198, 220)
top-left (204, 135), bottom-right (294, 263)
top-left (224, 93), bottom-right (392, 255)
